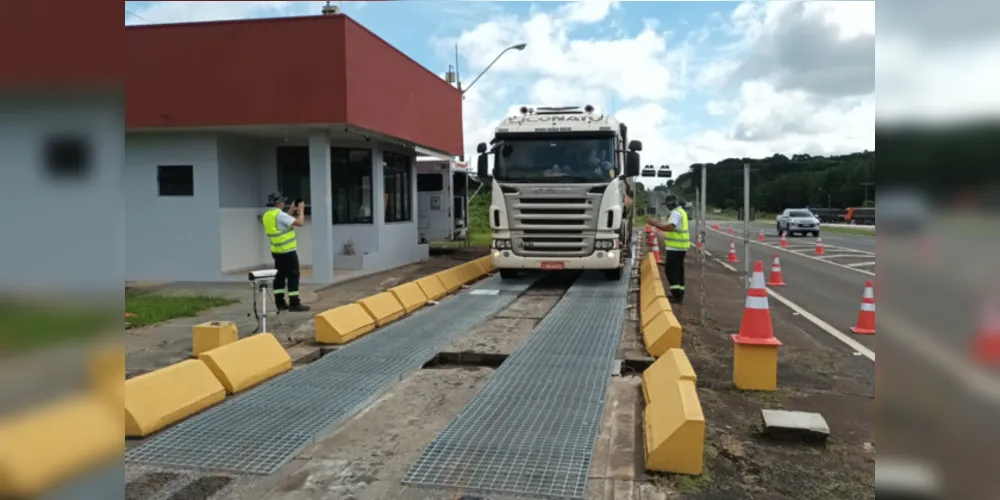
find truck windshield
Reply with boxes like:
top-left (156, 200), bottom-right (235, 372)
top-left (493, 138), bottom-right (615, 183)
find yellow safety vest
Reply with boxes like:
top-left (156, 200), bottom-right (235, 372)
top-left (664, 207), bottom-right (690, 251)
top-left (262, 209), bottom-right (297, 254)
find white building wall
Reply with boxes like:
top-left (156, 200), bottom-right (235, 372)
top-left (125, 132), bottom-right (222, 282)
top-left (217, 134), bottom-right (270, 273)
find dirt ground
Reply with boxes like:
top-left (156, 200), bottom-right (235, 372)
top-left (662, 255), bottom-right (875, 500)
top-left (122, 243), bottom-right (873, 500)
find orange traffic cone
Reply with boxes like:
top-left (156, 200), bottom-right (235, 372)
top-left (712, 223), bottom-right (721, 230)
top-left (648, 229), bottom-right (655, 245)
top-left (727, 241), bottom-right (739, 263)
top-left (971, 296), bottom-right (1000, 366)
top-left (780, 232), bottom-right (788, 248)
top-left (815, 237), bottom-right (824, 256)
top-left (758, 229), bottom-right (765, 242)
top-left (767, 255), bottom-right (786, 287)
top-left (697, 234), bottom-right (703, 250)
top-left (653, 234), bottom-right (663, 264)
top-left (733, 261), bottom-right (782, 347)
top-left (728, 227), bottom-right (734, 235)
top-left (850, 281), bottom-right (876, 335)
top-left (645, 223), bottom-right (651, 234)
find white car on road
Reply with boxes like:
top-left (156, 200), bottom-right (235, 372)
top-left (777, 209), bottom-right (821, 237)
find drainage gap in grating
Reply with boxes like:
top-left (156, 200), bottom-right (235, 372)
top-left (165, 476), bottom-right (233, 500)
top-left (423, 351), bottom-right (510, 369)
top-left (125, 472), bottom-right (182, 500)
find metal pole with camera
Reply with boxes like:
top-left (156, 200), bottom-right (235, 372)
top-left (248, 269), bottom-right (278, 334)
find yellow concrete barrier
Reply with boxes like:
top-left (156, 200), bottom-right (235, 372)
top-left (0, 393), bottom-right (121, 497)
top-left (454, 262), bottom-right (484, 284)
top-left (125, 359), bottom-right (225, 437)
top-left (390, 282), bottom-right (428, 314)
top-left (416, 275), bottom-right (447, 301)
top-left (192, 321), bottom-right (239, 357)
top-left (641, 254), bottom-right (658, 281)
top-left (358, 292), bottom-right (406, 327)
top-left (315, 303), bottom-right (376, 344)
top-left (643, 309), bottom-right (683, 358)
top-left (436, 269), bottom-right (463, 294)
top-left (641, 277), bottom-right (667, 311)
top-left (641, 297), bottom-right (672, 330)
top-left (198, 333), bottom-right (292, 394)
top-left (90, 344), bottom-right (124, 393)
top-left (644, 378), bottom-right (705, 475)
top-left (478, 256), bottom-right (496, 273)
top-left (642, 348), bottom-right (697, 405)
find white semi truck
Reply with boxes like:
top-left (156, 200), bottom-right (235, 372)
top-left (475, 105), bottom-right (643, 280)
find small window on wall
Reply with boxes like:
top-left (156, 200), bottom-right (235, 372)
top-left (277, 146), bottom-right (311, 215)
top-left (332, 148), bottom-right (374, 224)
top-left (417, 173), bottom-right (444, 192)
top-left (157, 165), bottom-right (194, 196)
top-left (384, 151), bottom-right (412, 223)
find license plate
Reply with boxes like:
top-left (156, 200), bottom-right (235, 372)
top-left (540, 262), bottom-right (565, 270)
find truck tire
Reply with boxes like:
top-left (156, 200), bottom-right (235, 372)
top-left (603, 267), bottom-right (622, 281)
top-left (499, 269), bottom-right (518, 280)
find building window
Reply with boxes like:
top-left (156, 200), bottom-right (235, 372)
top-left (417, 173), bottom-right (444, 192)
top-left (157, 165), bottom-right (194, 196)
top-left (384, 151), bottom-right (412, 223)
top-left (332, 148), bottom-right (373, 224)
top-left (277, 146), bottom-right (311, 215)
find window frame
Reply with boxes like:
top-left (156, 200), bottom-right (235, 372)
top-left (331, 147), bottom-right (374, 225)
top-left (157, 165), bottom-right (194, 197)
top-left (383, 151), bottom-right (412, 223)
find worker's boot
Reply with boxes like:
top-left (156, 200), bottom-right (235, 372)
top-left (288, 297), bottom-right (310, 312)
top-left (274, 295), bottom-right (288, 311)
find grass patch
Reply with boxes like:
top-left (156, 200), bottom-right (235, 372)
top-left (469, 230), bottom-right (492, 247)
top-left (126, 291), bottom-right (237, 328)
top-left (822, 225), bottom-right (875, 237)
top-left (0, 302), bottom-right (115, 352)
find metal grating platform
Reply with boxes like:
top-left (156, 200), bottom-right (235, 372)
top-left (402, 260), bottom-right (634, 498)
top-left (125, 274), bottom-right (537, 475)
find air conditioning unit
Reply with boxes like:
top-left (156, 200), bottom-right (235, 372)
top-left (321, 2), bottom-right (340, 15)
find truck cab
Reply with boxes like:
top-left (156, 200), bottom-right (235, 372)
top-left (476, 105), bottom-right (642, 280)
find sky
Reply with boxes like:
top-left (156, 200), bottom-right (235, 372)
top-left (123, 1), bottom-right (883, 181)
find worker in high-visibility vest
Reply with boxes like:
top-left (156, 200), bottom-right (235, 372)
top-left (262, 192), bottom-right (309, 311)
top-left (648, 194), bottom-right (690, 304)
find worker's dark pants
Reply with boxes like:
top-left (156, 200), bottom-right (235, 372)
top-left (664, 250), bottom-right (686, 301)
top-left (272, 251), bottom-right (302, 306)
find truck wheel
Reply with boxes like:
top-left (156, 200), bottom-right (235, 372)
top-left (603, 268), bottom-right (622, 281)
top-left (499, 269), bottom-right (518, 280)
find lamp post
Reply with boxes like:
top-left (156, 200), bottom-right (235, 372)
top-left (819, 188), bottom-right (832, 208)
top-left (458, 43), bottom-right (527, 96)
top-left (455, 42), bottom-right (526, 162)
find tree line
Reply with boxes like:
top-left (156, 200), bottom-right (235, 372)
top-left (659, 151), bottom-right (876, 213)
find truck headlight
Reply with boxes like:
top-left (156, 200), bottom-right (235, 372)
top-left (595, 239), bottom-right (618, 250)
top-left (493, 239), bottom-right (512, 250)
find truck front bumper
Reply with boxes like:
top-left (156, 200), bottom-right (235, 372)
top-left (490, 250), bottom-right (621, 270)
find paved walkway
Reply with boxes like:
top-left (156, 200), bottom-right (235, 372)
top-left (125, 250), bottom-right (487, 377)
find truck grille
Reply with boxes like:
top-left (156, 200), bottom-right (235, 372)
top-left (504, 188), bottom-right (602, 258)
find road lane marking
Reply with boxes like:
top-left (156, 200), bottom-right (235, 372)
top-left (708, 227), bottom-right (876, 277)
top-left (847, 261), bottom-right (876, 268)
top-left (705, 250), bottom-right (876, 362)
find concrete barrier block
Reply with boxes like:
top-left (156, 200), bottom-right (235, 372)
top-left (455, 262), bottom-right (484, 284)
top-left (315, 303), bottom-right (376, 344)
top-left (358, 292), bottom-right (406, 327)
top-left (390, 282), bottom-right (428, 314)
top-left (125, 359), bottom-right (226, 437)
top-left (641, 297), bottom-right (672, 329)
top-left (643, 310), bottom-right (683, 358)
top-left (436, 269), bottom-right (463, 294)
top-left (90, 344), bottom-right (124, 393)
top-left (192, 321), bottom-right (239, 357)
top-left (0, 394), bottom-right (121, 497)
top-left (642, 348), bottom-right (697, 405)
top-left (416, 275), bottom-right (447, 301)
top-left (478, 256), bottom-right (497, 273)
top-left (641, 279), bottom-right (667, 311)
top-left (644, 379), bottom-right (705, 475)
top-left (198, 333), bottom-right (292, 394)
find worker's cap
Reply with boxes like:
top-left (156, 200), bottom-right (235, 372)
top-left (267, 192), bottom-right (287, 206)
top-left (663, 194), bottom-right (679, 205)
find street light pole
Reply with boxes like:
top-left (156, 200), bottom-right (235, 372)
top-left (461, 43), bottom-right (527, 96)
top-left (743, 163), bottom-right (750, 292)
top-left (861, 182), bottom-right (874, 206)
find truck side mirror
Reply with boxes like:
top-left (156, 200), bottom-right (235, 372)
top-left (477, 153), bottom-right (489, 178)
top-left (628, 140), bottom-right (643, 152)
top-left (625, 151), bottom-right (640, 177)
top-left (476, 142), bottom-right (488, 154)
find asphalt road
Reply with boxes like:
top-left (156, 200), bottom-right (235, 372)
top-left (701, 220), bottom-right (876, 353)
